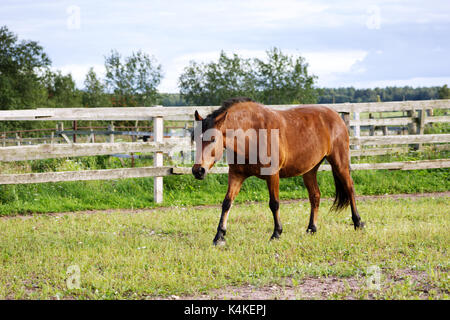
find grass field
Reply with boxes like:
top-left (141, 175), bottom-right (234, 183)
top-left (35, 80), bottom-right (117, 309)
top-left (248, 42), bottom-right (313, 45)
top-left (0, 196), bottom-right (448, 299)
top-left (0, 168), bottom-right (449, 216)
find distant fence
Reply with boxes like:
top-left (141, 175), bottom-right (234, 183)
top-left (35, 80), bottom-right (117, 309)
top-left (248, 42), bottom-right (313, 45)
top-left (0, 99), bottom-right (449, 203)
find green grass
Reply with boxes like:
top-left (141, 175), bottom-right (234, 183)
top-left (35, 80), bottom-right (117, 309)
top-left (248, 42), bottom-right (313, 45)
top-left (0, 197), bottom-right (448, 299)
top-left (0, 168), bottom-right (448, 216)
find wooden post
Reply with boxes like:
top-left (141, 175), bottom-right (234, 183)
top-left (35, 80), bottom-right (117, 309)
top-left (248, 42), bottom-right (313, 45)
top-left (16, 133), bottom-right (21, 146)
top-left (417, 108), bottom-right (426, 150)
top-left (73, 120), bottom-right (77, 143)
top-left (108, 122), bottom-right (115, 143)
top-left (182, 122), bottom-right (191, 164)
top-left (342, 112), bottom-right (352, 163)
top-left (418, 108), bottom-right (426, 135)
top-left (153, 115), bottom-right (164, 203)
top-left (407, 108), bottom-right (419, 150)
top-left (353, 111), bottom-right (360, 150)
top-left (369, 113), bottom-right (375, 136)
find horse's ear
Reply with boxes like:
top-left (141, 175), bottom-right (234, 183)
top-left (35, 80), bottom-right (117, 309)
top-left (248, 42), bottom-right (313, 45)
top-left (214, 112), bottom-right (227, 127)
top-left (194, 110), bottom-right (203, 121)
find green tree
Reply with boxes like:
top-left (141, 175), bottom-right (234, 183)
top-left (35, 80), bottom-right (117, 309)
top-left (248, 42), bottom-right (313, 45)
top-left (42, 70), bottom-right (82, 108)
top-left (82, 68), bottom-right (111, 107)
top-left (178, 48), bottom-right (317, 106)
top-left (104, 50), bottom-right (163, 107)
top-left (255, 47), bottom-right (317, 104)
top-left (0, 25), bottom-right (50, 110)
top-left (438, 84), bottom-right (450, 99)
top-left (179, 51), bottom-right (257, 106)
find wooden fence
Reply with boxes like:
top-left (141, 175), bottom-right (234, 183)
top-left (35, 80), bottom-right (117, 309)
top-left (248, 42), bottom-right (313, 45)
top-left (0, 99), bottom-right (449, 203)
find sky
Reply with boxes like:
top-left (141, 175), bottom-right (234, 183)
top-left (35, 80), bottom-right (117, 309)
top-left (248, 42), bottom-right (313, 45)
top-left (1, 0), bottom-right (449, 92)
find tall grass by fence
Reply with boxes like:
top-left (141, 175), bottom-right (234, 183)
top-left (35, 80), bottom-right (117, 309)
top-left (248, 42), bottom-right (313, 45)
top-left (0, 99), bottom-right (449, 203)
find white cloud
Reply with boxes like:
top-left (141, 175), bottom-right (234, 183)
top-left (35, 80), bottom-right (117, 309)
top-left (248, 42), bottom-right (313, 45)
top-left (53, 64), bottom-right (105, 89)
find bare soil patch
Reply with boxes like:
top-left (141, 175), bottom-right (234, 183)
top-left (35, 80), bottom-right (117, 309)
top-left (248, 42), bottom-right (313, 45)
top-left (165, 268), bottom-right (446, 300)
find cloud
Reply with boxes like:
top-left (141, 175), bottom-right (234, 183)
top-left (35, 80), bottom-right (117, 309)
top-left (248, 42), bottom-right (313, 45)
top-left (3, 0), bottom-right (449, 92)
top-left (53, 64), bottom-right (105, 89)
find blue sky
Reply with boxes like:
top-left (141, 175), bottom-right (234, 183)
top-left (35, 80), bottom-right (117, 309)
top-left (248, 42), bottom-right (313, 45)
top-left (1, 0), bottom-right (449, 92)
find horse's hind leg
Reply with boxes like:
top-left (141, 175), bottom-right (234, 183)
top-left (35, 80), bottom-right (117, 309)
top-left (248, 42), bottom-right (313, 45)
top-left (213, 171), bottom-right (246, 246)
top-left (302, 162), bottom-right (322, 233)
top-left (326, 146), bottom-right (365, 230)
top-left (266, 173), bottom-right (282, 240)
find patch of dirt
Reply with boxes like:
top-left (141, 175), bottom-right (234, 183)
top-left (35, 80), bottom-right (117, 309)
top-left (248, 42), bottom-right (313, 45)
top-left (161, 268), bottom-right (446, 300)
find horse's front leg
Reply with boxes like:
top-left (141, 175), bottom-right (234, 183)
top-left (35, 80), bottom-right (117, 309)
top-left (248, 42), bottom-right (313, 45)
top-left (213, 172), bottom-right (246, 246)
top-left (266, 173), bottom-right (282, 240)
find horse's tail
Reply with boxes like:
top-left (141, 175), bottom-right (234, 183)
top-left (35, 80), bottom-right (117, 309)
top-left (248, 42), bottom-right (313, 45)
top-left (330, 166), bottom-right (351, 212)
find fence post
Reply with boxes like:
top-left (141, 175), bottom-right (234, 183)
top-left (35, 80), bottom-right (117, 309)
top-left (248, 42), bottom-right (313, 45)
top-left (108, 122), bottom-right (115, 143)
top-left (353, 111), bottom-right (360, 150)
top-left (16, 132), bottom-right (21, 146)
top-left (417, 108), bottom-right (427, 150)
top-left (153, 114), bottom-right (164, 203)
top-left (407, 108), bottom-right (419, 150)
top-left (182, 122), bottom-right (191, 164)
top-left (342, 112), bottom-right (352, 163)
top-left (73, 120), bottom-right (77, 143)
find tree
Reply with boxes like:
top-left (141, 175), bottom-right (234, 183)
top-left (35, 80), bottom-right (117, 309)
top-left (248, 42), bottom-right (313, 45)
top-left (178, 48), bottom-right (317, 106)
top-left (179, 51), bottom-right (257, 106)
top-left (0, 25), bottom-right (50, 110)
top-left (438, 84), bottom-right (450, 99)
top-left (42, 70), bottom-right (82, 108)
top-left (82, 68), bottom-right (111, 108)
top-left (255, 47), bottom-right (317, 104)
top-left (104, 50), bottom-right (163, 107)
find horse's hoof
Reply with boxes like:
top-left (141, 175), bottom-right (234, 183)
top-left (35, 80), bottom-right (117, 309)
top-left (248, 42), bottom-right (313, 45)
top-left (213, 239), bottom-right (226, 246)
top-left (354, 221), bottom-right (366, 230)
top-left (270, 229), bottom-right (282, 241)
top-left (270, 234), bottom-right (280, 241)
top-left (213, 234), bottom-right (226, 246)
top-left (306, 225), bottom-right (317, 234)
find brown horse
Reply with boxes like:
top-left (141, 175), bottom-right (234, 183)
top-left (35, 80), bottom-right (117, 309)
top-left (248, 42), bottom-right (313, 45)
top-left (192, 97), bottom-right (365, 245)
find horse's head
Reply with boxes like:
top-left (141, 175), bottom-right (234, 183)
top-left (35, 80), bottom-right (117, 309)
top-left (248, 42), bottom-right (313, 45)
top-left (191, 110), bottom-right (227, 180)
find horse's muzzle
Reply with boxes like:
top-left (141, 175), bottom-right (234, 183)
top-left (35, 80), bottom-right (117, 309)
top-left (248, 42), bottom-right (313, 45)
top-left (192, 166), bottom-right (206, 180)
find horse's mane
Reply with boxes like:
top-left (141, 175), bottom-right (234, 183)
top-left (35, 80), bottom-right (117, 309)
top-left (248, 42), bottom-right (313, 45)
top-left (192, 97), bottom-right (255, 140)
top-left (203, 97), bottom-right (254, 130)
top-left (208, 97), bottom-right (254, 120)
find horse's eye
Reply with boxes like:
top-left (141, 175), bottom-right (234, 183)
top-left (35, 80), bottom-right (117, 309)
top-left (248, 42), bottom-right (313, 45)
top-left (210, 136), bottom-right (216, 142)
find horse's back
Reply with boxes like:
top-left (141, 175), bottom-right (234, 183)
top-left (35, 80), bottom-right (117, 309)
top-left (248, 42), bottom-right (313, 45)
top-left (275, 105), bottom-right (347, 177)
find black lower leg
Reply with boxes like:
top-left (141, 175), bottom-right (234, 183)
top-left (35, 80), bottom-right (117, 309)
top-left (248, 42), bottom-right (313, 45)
top-left (351, 205), bottom-right (365, 230)
top-left (213, 227), bottom-right (226, 244)
top-left (306, 223), bottom-right (317, 233)
top-left (269, 198), bottom-right (282, 239)
top-left (213, 197), bottom-right (232, 245)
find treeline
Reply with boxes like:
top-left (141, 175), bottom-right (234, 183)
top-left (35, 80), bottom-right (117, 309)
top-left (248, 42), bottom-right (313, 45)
top-left (317, 86), bottom-right (448, 104)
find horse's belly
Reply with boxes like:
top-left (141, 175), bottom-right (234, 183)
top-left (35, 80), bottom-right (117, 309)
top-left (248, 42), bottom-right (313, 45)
top-left (279, 165), bottom-right (311, 178)
top-left (279, 151), bottom-right (327, 178)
